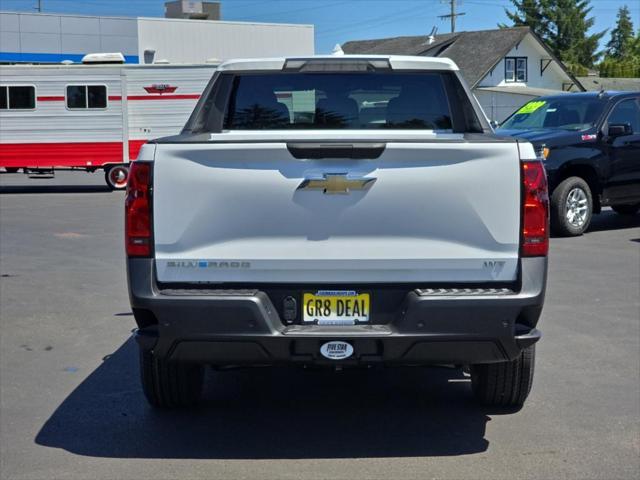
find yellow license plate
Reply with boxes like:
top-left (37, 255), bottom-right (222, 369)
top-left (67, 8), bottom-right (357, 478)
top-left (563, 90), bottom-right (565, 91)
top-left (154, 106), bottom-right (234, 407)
top-left (302, 291), bottom-right (370, 324)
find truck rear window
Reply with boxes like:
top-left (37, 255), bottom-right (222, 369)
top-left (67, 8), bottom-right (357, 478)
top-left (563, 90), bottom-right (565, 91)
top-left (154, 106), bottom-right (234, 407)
top-left (222, 73), bottom-right (454, 130)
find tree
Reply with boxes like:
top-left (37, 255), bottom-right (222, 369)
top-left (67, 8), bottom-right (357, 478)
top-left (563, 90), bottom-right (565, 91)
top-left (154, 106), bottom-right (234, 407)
top-left (633, 30), bottom-right (640, 58)
top-left (599, 57), bottom-right (640, 78)
top-left (599, 10), bottom-right (640, 79)
top-left (599, 22), bottom-right (640, 78)
top-left (502, 0), bottom-right (607, 69)
top-left (500, 0), bottom-right (549, 38)
top-left (606, 6), bottom-right (635, 59)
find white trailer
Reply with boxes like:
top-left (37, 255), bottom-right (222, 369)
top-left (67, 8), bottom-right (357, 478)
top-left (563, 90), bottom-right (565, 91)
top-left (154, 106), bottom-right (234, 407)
top-left (0, 62), bottom-right (217, 188)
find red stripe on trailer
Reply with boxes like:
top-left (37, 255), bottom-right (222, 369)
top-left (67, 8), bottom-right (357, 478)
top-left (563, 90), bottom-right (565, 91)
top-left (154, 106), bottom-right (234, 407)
top-left (32, 94), bottom-right (198, 103)
top-left (127, 94), bottom-right (201, 101)
top-left (128, 140), bottom-right (148, 160)
top-left (0, 142), bottom-right (124, 168)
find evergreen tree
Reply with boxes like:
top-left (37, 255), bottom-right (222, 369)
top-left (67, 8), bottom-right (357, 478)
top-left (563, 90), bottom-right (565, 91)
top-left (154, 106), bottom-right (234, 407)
top-left (633, 30), bottom-right (640, 58)
top-left (502, 0), bottom-right (607, 69)
top-left (599, 20), bottom-right (640, 78)
top-left (606, 6), bottom-right (635, 59)
top-left (501, 0), bottom-right (549, 38)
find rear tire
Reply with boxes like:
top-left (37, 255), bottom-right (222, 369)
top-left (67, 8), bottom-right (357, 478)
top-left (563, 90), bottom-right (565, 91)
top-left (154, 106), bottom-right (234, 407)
top-left (105, 165), bottom-right (129, 190)
top-left (470, 344), bottom-right (535, 407)
top-left (4, 167), bottom-right (20, 173)
top-left (550, 176), bottom-right (593, 236)
top-left (611, 203), bottom-right (640, 215)
top-left (139, 349), bottom-right (204, 408)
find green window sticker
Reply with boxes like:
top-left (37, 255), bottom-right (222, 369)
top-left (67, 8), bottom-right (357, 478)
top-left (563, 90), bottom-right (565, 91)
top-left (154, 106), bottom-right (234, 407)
top-left (517, 100), bottom-right (546, 114)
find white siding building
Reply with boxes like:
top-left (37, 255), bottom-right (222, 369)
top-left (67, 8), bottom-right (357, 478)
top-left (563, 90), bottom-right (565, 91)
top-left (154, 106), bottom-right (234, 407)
top-left (477, 33), bottom-right (574, 90)
top-left (137, 17), bottom-right (314, 64)
top-left (474, 31), bottom-right (581, 121)
top-left (0, 11), bottom-right (314, 65)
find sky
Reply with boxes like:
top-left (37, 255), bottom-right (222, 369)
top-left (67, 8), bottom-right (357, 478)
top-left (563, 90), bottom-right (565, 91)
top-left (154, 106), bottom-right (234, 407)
top-left (2, 0), bottom-right (638, 54)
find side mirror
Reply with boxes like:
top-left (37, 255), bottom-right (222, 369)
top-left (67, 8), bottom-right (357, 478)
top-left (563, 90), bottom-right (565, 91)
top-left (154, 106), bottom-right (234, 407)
top-left (608, 123), bottom-right (632, 137)
top-left (489, 120), bottom-right (499, 129)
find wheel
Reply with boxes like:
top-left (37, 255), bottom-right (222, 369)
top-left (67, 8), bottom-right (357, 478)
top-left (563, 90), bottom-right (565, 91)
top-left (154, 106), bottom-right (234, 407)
top-left (550, 176), bottom-right (593, 236)
top-left (470, 345), bottom-right (535, 407)
top-left (4, 167), bottom-right (20, 173)
top-left (105, 165), bottom-right (129, 190)
top-left (139, 349), bottom-right (204, 408)
top-left (611, 203), bottom-right (640, 215)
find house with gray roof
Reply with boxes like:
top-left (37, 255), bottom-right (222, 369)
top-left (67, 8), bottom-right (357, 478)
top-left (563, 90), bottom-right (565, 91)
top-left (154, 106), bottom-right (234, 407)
top-left (577, 75), bottom-right (640, 92)
top-left (343, 26), bottom-right (585, 122)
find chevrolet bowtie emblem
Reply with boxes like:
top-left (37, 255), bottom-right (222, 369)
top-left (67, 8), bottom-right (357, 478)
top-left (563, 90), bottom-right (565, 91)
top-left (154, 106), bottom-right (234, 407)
top-left (297, 174), bottom-right (377, 195)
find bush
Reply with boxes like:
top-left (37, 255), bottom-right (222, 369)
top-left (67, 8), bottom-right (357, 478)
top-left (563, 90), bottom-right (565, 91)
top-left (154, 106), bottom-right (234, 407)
top-left (599, 58), bottom-right (640, 77)
top-left (566, 63), bottom-right (590, 76)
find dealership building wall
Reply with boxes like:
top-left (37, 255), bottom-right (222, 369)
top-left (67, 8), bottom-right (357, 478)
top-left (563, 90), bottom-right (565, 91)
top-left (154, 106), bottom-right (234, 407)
top-left (0, 12), bottom-right (314, 64)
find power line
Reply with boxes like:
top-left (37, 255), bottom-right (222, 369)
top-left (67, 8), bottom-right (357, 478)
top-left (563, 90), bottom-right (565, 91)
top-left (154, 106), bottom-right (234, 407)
top-left (438, 0), bottom-right (465, 33)
top-left (316, 3), bottom-right (430, 37)
top-left (232, 1), bottom-right (347, 22)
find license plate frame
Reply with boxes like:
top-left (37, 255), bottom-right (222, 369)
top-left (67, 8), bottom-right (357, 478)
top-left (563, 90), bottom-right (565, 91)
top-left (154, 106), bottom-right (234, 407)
top-left (302, 290), bottom-right (370, 325)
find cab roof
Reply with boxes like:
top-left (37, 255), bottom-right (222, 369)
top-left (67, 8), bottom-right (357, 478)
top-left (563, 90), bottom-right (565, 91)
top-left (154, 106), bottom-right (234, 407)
top-left (536, 91), bottom-right (639, 102)
top-left (217, 55), bottom-right (459, 72)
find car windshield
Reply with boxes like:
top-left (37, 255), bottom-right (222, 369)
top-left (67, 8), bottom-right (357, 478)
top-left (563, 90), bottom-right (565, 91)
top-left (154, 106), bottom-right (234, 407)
top-left (501, 97), bottom-right (606, 131)
top-left (223, 72), bottom-right (455, 130)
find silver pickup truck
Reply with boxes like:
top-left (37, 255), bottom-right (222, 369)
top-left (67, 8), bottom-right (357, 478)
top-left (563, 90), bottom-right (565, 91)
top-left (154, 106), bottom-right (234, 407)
top-left (126, 55), bottom-right (549, 408)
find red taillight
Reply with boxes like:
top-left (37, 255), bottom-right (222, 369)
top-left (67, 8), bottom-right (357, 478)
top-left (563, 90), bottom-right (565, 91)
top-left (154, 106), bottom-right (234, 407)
top-left (521, 160), bottom-right (549, 257)
top-left (125, 161), bottom-right (152, 257)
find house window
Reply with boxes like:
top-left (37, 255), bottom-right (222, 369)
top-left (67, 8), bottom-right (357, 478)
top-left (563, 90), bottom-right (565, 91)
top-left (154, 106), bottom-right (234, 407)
top-left (0, 85), bottom-right (36, 109)
top-left (66, 85), bottom-right (107, 109)
top-left (505, 57), bottom-right (527, 82)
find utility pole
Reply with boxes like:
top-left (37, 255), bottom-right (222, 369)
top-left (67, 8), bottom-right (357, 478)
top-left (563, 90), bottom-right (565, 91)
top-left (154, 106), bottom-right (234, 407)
top-left (438, 0), bottom-right (465, 33)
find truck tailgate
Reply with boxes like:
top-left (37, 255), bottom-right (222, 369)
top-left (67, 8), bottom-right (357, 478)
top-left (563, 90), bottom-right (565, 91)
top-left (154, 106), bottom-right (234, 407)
top-left (153, 137), bottom-right (521, 284)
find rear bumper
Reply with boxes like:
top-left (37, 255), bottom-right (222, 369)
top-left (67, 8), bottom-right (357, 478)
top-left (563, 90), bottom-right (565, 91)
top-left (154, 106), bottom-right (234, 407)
top-left (127, 257), bottom-right (547, 366)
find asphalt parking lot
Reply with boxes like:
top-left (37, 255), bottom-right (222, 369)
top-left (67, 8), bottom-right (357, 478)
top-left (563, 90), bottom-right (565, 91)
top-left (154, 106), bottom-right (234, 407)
top-left (1, 171), bottom-right (639, 480)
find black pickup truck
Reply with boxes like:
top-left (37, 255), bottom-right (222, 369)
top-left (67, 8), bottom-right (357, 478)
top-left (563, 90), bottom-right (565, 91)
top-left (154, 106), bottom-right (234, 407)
top-left (497, 91), bottom-right (640, 236)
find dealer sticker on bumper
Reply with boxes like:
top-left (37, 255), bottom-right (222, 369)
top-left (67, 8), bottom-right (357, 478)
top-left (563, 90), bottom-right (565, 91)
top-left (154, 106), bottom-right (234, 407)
top-left (320, 341), bottom-right (354, 360)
